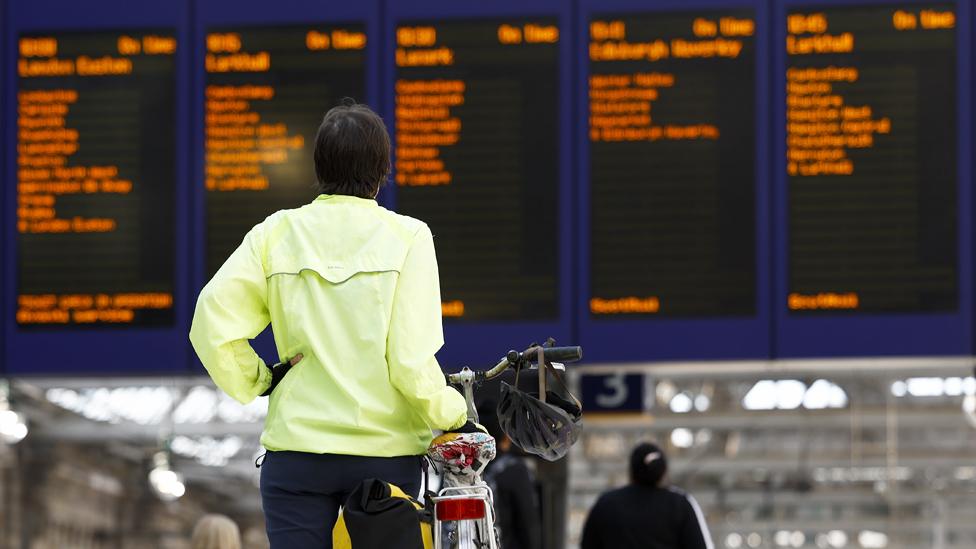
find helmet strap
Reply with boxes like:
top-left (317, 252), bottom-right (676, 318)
top-left (537, 345), bottom-right (548, 404)
top-left (516, 342), bottom-right (584, 412)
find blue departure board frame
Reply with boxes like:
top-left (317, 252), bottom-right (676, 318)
top-left (772, 0), bottom-right (973, 357)
top-left (191, 0), bottom-right (381, 368)
top-left (383, 0), bottom-right (576, 369)
top-left (576, 0), bottom-right (773, 362)
top-left (3, 0), bottom-right (192, 375)
top-left (1, 0), bottom-right (6, 376)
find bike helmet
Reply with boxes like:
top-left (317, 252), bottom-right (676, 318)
top-left (497, 379), bottom-right (582, 461)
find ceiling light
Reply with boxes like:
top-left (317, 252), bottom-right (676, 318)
top-left (669, 392), bottom-right (693, 413)
top-left (890, 381), bottom-right (907, 397)
top-left (148, 451), bottom-right (185, 502)
top-left (826, 530), bottom-right (847, 548)
top-left (857, 530), bottom-right (888, 549)
top-left (670, 428), bottom-right (694, 449)
top-left (170, 435), bottom-right (243, 467)
top-left (743, 380), bottom-right (777, 410)
top-left (944, 377), bottom-right (964, 396)
top-left (776, 380), bottom-right (806, 409)
top-left (0, 410), bottom-right (28, 444)
top-left (803, 379), bottom-right (832, 409)
top-left (963, 376), bottom-right (976, 396)
top-left (907, 377), bottom-right (944, 397)
top-left (694, 394), bottom-right (711, 412)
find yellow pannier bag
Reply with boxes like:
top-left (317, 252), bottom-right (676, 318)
top-left (333, 478), bottom-right (434, 549)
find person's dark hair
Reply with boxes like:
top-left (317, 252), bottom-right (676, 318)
top-left (313, 99), bottom-right (390, 199)
top-left (630, 442), bottom-right (668, 487)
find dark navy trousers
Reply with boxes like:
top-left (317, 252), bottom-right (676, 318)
top-left (260, 450), bottom-right (423, 549)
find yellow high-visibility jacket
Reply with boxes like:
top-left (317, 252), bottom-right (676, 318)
top-left (190, 194), bottom-right (467, 456)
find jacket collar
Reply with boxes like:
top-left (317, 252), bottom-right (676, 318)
top-left (315, 194), bottom-right (378, 207)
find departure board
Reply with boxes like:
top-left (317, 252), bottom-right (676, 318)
top-left (785, 5), bottom-right (957, 314)
top-left (588, 11), bottom-right (758, 318)
top-left (15, 31), bottom-right (177, 327)
top-left (393, 19), bottom-right (560, 321)
top-left (204, 25), bottom-right (366, 275)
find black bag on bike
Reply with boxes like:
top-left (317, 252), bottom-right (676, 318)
top-left (333, 478), bottom-right (434, 549)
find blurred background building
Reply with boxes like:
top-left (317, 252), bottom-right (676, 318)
top-left (3, 361), bottom-right (975, 548)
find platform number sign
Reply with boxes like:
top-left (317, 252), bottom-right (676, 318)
top-left (581, 373), bottom-right (644, 413)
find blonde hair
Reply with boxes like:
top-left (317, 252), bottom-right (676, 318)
top-left (191, 514), bottom-right (241, 549)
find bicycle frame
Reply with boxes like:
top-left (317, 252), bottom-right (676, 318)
top-left (428, 344), bottom-right (581, 549)
top-left (431, 366), bottom-right (499, 549)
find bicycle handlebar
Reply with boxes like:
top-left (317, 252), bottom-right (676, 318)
top-left (508, 346), bottom-right (582, 365)
top-left (445, 345), bottom-right (583, 385)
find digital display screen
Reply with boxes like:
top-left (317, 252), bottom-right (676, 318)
top-left (785, 5), bottom-right (957, 314)
top-left (16, 31), bottom-right (177, 327)
top-left (204, 25), bottom-right (366, 276)
top-left (393, 18), bottom-right (560, 321)
top-left (587, 11), bottom-right (758, 318)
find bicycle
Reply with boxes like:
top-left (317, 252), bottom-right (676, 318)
top-left (426, 343), bottom-right (583, 549)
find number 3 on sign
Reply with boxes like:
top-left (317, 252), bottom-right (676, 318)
top-left (596, 373), bottom-right (629, 408)
top-left (582, 373), bottom-right (644, 413)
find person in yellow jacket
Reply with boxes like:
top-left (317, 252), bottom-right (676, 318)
top-left (189, 101), bottom-right (470, 548)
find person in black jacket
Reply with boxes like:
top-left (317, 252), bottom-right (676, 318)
top-left (581, 442), bottom-right (713, 549)
top-left (481, 408), bottom-right (542, 549)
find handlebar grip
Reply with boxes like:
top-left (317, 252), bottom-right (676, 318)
top-left (543, 346), bottom-right (583, 363)
top-left (511, 346), bottom-right (583, 364)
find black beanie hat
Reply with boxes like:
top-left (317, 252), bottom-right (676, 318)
top-left (630, 442), bottom-right (668, 487)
